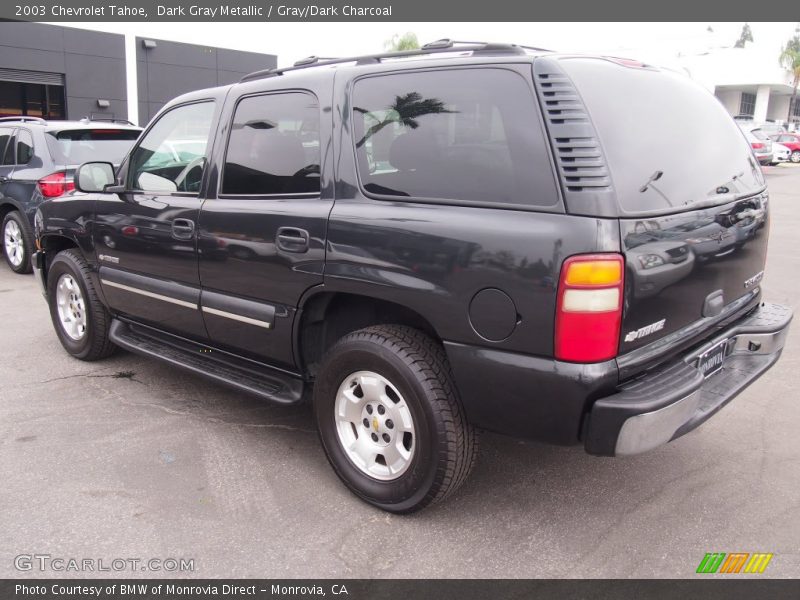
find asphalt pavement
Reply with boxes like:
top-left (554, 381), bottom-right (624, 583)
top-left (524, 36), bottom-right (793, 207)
top-left (1, 165), bottom-right (798, 579)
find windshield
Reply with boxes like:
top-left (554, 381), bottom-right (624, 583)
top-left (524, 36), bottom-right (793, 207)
top-left (46, 129), bottom-right (141, 166)
top-left (558, 58), bottom-right (765, 215)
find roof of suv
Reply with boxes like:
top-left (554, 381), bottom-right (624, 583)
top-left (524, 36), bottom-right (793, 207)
top-left (0, 116), bottom-right (142, 132)
top-left (239, 39), bottom-right (551, 83)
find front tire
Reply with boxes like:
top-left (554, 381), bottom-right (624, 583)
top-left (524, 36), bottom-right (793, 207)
top-left (313, 325), bottom-right (477, 513)
top-left (2, 211), bottom-right (33, 274)
top-left (792, 150), bottom-right (800, 164)
top-left (46, 249), bottom-right (116, 361)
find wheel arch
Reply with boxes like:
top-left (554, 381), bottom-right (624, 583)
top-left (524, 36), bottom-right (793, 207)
top-left (0, 199), bottom-right (26, 222)
top-left (295, 290), bottom-right (443, 376)
top-left (38, 234), bottom-right (81, 291)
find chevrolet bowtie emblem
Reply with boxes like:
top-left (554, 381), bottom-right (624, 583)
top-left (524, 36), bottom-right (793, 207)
top-left (372, 417), bottom-right (379, 431)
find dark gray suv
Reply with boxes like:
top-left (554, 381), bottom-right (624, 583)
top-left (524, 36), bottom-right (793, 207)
top-left (33, 41), bottom-right (792, 512)
top-left (0, 116), bottom-right (141, 273)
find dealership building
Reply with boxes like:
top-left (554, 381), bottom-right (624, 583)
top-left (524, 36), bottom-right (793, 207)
top-left (678, 43), bottom-right (800, 126)
top-left (0, 21), bottom-right (277, 127)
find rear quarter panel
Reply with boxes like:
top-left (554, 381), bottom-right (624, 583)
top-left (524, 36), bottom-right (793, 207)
top-left (326, 62), bottom-right (621, 357)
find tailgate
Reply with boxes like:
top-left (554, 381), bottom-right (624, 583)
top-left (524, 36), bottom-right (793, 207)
top-left (620, 192), bottom-right (768, 354)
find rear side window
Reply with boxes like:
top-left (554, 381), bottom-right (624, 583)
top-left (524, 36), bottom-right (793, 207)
top-left (558, 58), bottom-right (765, 215)
top-left (352, 68), bottom-right (558, 208)
top-left (16, 130), bottom-right (33, 164)
top-left (46, 129), bottom-right (141, 166)
top-left (0, 128), bottom-right (13, 165)
top-left (221, 92), bottom-right (320, 196)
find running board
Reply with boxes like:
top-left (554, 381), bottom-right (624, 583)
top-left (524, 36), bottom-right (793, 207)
top-left (109, 319), bottom-right (304, 404)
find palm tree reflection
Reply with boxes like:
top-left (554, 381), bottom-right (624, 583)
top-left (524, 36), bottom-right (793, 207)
top-left (354, 92), bottom-right (455, 148)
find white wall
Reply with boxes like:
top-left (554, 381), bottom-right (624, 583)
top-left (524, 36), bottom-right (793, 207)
top-left (715, 89), bottom-right (741, 114)
top-left (767, 96), bottom-right (792, 121)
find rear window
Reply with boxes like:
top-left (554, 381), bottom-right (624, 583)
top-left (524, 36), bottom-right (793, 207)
top-left (46, 129), bottom-right (140, 166)
top-left (559, 58), bottom-right (765, 215)
top-left (352, 68), bottom-right (559, 208)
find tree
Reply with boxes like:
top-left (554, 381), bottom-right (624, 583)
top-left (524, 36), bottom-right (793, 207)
top-left (384, 33), bottom-right (420, 52)
top-left (734, 23), bottom-right (753, 48)
top-left (780, 33), bottom-right (800, 123)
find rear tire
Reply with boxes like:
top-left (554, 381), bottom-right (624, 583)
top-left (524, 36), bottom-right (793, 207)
top-left (2, 211), bottom-right (33, 274)
top-left (313, 325), bottom-right (477, 513)
top-left (47, 249), bottom-right (117, 361)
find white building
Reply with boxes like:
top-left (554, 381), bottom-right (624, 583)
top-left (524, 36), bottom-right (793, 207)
top-left (676, 43), bottom-right (798, 126)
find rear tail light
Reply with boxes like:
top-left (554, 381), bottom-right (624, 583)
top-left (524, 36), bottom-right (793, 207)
top-left (555, 254), bottom-right (625, 362)
top-left (37, 171), bottom-right (75, 198)
top-left (751, 142), bottom-right (764, 150)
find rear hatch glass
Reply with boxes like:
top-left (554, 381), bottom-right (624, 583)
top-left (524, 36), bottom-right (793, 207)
top-left (558, 58), bottom-right (765, 216)
top-left (46, 128), bottom-right (140, 167)
top-left (557, 58), bottom-right (768, 360)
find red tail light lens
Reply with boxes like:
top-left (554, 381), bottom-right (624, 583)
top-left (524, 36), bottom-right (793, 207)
top-left (38, 172), bottom-right (75, 198)
top-left (751, 142), bottom-right (764, 150)
top-left (555, 254), bottom-right (625, 362)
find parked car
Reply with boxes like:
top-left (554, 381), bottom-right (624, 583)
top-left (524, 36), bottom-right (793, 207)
top-left (0, 116), bottom-right (141, 273)
top-left (771, 142), bottom-right (791, 165)
top-left (33, 41), bottom-right (792, 513)
top-left (769, 132), bottom-right (800, 163)
top-left (737, 124), bottom-right (773, 165)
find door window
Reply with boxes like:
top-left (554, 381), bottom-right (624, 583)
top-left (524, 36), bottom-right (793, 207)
top-left (128, 101), bottom-right (215, 193)
top-left (221, 92), bottom-right (320, 196)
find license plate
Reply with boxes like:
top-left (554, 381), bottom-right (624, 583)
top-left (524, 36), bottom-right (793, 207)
top-left (698, 339), bottom-right (727, 378)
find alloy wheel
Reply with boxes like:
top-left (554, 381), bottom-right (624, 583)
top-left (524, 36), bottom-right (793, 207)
top-left (55, 274), bottom-right (87, 341)
top-left (334, 371), bottom-right (416, 481)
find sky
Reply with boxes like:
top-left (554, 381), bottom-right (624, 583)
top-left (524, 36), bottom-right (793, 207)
top-left (49, 21), bottom-right (800, 68)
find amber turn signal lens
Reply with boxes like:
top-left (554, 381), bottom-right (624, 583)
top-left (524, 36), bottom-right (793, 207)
top-left (564, 259), bottom-right (622, 286)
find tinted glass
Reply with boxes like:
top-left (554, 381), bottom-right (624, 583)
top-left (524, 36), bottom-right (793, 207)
top-left (46, 129), bottom-right (141, 166)
top-left (128, 102), bottom-right (214, 193)
top-left (352, 68), bottom-right (558, 207)
top-left (0, 82), bottom-right (22, 117)
top-left (222, 93), bottom-right (320, 195)
top-left (0, 128), bottom-right (13, 166)
top-left (559, 58), bottom-right (764, 215)
top-left (16, 129), bottom-right (34, 164)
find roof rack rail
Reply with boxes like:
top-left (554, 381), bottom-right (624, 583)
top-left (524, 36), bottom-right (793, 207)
top-left (0, 116), bottom-right (47, 124)
top-left (240, 40), bottom-right (548, 83)
top-left (293, 55), bottom-right (338, 67)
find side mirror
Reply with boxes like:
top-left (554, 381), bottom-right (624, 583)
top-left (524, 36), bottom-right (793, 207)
top-left (75, 162), bottom-right (116, 193)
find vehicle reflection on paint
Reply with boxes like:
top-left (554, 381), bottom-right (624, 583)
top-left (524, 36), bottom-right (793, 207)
top-left (622, 194), bottom-right (767, 303)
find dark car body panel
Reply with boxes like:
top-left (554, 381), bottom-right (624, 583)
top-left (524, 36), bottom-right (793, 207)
top-left (619, 194), bottom-right (769, 355)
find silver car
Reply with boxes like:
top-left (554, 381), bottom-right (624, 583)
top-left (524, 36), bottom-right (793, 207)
top-left (738, 124), bottom-right (773, 165)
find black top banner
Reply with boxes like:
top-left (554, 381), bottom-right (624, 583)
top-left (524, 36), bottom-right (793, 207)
top-left (2, 0), bottom-right (798, 22)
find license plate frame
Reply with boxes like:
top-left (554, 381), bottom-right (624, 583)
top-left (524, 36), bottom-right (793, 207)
top-left (697, 339), bottom-right (728, 378)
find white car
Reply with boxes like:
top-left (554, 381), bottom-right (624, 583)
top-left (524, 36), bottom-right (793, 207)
top-left (771, 142), bottom-right (791, 165)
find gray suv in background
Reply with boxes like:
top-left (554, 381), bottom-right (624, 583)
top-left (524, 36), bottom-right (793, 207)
top-left (0, 116), bottom-right (141, 273)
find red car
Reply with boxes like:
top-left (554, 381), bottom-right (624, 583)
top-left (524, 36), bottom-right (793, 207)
top-left (770, 133), bottom-right (800, 163)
